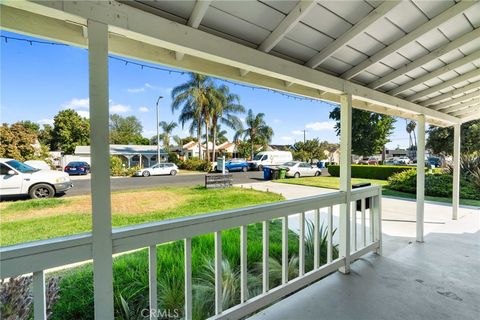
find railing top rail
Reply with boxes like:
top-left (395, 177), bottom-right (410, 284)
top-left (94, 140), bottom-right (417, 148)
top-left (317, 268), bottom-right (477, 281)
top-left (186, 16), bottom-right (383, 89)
top-left (0, 185), bottom-right (381, 279)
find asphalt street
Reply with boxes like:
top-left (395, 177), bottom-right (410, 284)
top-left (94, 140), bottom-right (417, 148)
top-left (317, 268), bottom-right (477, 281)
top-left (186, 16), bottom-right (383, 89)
top-left (66, 171), bottom-right (265, 196)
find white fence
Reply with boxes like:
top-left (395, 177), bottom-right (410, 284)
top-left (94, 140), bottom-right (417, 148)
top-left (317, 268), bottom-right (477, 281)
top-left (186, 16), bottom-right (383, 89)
top-left (0, 185), bottom-right (382, 319)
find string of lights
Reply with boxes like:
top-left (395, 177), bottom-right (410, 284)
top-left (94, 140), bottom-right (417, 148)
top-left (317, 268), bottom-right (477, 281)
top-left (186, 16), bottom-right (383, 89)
top-left (1, 34), bottom-right (323, 103)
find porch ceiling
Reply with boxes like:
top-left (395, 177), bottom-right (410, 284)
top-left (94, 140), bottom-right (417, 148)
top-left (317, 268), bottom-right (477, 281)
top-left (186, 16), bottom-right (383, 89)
top-left (1, 0), bottom-right (479, 126)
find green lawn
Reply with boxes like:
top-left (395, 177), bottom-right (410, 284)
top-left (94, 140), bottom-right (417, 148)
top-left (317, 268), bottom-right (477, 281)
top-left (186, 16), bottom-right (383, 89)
top-left (276, 176), bottom-right (480, 207)
top-left (0, 186), bottom-right (283, 246)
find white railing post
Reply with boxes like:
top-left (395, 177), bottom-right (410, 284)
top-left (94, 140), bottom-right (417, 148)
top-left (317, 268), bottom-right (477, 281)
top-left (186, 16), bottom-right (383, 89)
top-left (374, 189), bottom-right (383, 255)
top-left (215, 231), bottom-right (222, 314)
top-left (339, 93), bottom-right (352, 274)
top-left (262, 221), bottom-right (269, 293)
top-left (327, 206), bottom-right (333, 263)
top-left (184, 238), bottom-right (192, 320)
top-left (299, 212), bottom-right (305, 276)
top-left (313, 209), bottom-right (320, 269)
top-left (452, 123), bottom-right (461, 220)
top-left (281, 217), bottom-right (289, 284)
top-left (149, 245), bottom-right (158, 320)
top-left (351, 202), bottom-right (357, 251)
top-left (88, 19), bottom-right (114, 319)
top-left (416, 115), bottom-right (426, 243)
top-left (240, 226), bottom-right (248, 302)
top-left (361, 198), bottom-right (366, 247)
top-left (33, 270), bottom-right (46, 320)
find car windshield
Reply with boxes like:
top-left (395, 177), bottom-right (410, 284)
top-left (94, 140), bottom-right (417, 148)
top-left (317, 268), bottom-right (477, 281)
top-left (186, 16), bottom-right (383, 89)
top-left (6, 160), bottom-right (39, 173)
top-left (253, 154), bottom-right (264, 160)
top-left (68, 162), bottom-right (85, 166)
top-left (282, 161), bottom-right (297, 167)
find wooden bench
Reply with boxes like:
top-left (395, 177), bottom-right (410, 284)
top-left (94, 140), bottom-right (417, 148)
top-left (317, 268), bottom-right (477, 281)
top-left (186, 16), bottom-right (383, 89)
top-left (205, 173), bottom-right (233, 189)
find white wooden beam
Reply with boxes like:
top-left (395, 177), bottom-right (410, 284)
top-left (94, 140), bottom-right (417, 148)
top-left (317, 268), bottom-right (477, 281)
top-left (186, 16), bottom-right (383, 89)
top-left (459, 110), bottom-right (480, 123)
top-left (407, 68), bottom-right (480, 102)
top-left (452, 123), bottom-right (461, 220)
top-left (388, 50), bottom-right (480, 96)
top-left (0, 1), bottom-right (461, 125)
top-left (431, 90), bottom-right (480, 111)
top-left (449, 104), bottom-right (480, 117)
top-left (341, 1), bottom-right (477, 80)
top-left (441, 98), bottom-right (480, 114)
top-left (88, 19), bottom-right (114, 319)
top-left (258, 0), bottom-right (316, 53)
top-left (369, 28), bottom-right (480, 89)
top-left (305, 1), bottom-right (401, 69)
top-left (420, 80), bottom-right (480, 107)
top-left (338, 93), bottom-right (352, 275)
top-left (416, 115), bottom-right (425, 243)
top-left (176, 0), bottom-right (212, 61)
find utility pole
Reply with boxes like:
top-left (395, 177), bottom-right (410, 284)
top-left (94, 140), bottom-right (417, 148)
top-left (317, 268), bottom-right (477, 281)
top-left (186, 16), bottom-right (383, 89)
top-left (303, 130), bottom-right (307, 143)
top-left (156, 96), bottom-right (164, 164)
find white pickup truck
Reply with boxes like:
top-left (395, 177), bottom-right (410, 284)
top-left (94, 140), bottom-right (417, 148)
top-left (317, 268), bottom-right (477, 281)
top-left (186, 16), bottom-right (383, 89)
top-left (0, 158), bottom-right (73, 199)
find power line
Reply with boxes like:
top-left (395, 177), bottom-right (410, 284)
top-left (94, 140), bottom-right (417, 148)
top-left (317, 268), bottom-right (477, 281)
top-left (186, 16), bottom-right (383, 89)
top-left (2, 34), bottom-right (327, 104)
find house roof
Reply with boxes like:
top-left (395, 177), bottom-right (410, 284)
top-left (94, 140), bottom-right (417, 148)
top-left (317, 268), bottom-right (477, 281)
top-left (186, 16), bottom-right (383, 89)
top-left (75, 145), bottom-right (167, 155)
top-left (2, 1), bottom-right (479, 127)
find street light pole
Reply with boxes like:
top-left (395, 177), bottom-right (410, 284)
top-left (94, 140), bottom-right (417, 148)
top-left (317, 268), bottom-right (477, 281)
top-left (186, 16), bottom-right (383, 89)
top-left (156, 96), bottom-right (164, 164)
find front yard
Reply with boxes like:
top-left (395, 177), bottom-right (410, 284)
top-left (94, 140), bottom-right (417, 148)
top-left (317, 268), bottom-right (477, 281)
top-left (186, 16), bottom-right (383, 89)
top-left (276, 176), bottom-right (480, 207)
top-left (0, 186), bottom-right (283, 246)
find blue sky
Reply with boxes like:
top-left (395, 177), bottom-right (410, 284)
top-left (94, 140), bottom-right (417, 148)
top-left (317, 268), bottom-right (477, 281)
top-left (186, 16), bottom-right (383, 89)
top-left (1, 30), bottom-right (410, 148)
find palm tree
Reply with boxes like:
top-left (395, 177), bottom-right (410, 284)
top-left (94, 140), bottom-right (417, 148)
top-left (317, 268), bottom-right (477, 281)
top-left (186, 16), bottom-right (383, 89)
top-left (234, 109), bottom-right (273, 160)
top-left (159, 121), bottom-right (177, 151)
top-left (171, 73), bottom-right (213, 160)
top-left (208, 85), bottom-right (245, 161)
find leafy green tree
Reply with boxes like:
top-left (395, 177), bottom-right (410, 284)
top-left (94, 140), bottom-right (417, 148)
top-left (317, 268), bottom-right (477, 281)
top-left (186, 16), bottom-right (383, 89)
top-left (426, 120), bottom-right (480, 155)
top-left (51, 109), bottom-right (90, 154)
top-left (329, 108), bottom-right (395, 156)
top-left (109, 114), bottom-right (147, 145)
top-left (172, 73), bottom-right (213, 160)
top-left (208, 84), bottom-right (245, 161)
top-left (0, 123), bottom-right (37, 161)
top-left (235, 140), bottom-right (251, 159)
top-left (234, 109), bottom-right (273, 159)
top-left (158, 121), bottom-right (178, 151)
top-left (17, 120), bottom-right (40, 134)
top-left (38, 124), bottom-right (53, 148)
top-left (293, 139), bottom-right (327, 163)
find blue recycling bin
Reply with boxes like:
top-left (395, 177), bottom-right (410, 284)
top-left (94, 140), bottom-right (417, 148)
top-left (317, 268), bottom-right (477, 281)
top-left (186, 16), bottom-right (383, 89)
top-left (263, 167), bottom-right (272, 180)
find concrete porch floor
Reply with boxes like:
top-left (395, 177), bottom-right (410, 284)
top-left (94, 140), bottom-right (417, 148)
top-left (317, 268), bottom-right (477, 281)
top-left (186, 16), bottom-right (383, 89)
top-left (244, 183), bottom-right (480, 320)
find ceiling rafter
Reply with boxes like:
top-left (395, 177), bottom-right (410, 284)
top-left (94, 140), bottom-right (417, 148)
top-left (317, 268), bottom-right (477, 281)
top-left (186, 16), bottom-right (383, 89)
top-left (449, 104), bottom-right (480, 117)
top-left (368, 28), bottom-right (480, 89)
top-left (460, 110), bottom-right (480, 123)
top-left (305, 0), bottom-right (401, 69)
top-left (175, 0), bottom-right (212, 61)
top-left (406, 68), bottom-right (480, 102)
top-left (340, 1), bottom-right (477, 80)
top-left (430, 90), bottom-right (480, 111)
top-left (387, 50), bottom-right (480, 96)
top-left (420, 80), bottom-right (480, 106)
top-left (442, 98), bottom-right (480, 113)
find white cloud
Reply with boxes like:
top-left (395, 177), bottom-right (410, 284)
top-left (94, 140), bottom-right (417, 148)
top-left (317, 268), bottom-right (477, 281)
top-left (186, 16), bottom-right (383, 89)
top-left (305, 121), bottom-right (335, 131)
top-left (110, 103), bottom-right (131, 113)
top-left (273, 118), bottom-right (281, 124)
top-left (292, 130), bottom-right (303, 135)
top-left (280, 136), bottom-right (292, 141)
top-left (144, 83), bottom-right (155, 89)
top-left (127, 87), bottom-right (145, 93)
top-left (77, 110), bottom-right (90, 119)
top-left (62, 98), bottom-right (89, 110)
top-left (37, 119), bottom-right (54, 126)
top-left (138, 106), bottom-right (149, 113)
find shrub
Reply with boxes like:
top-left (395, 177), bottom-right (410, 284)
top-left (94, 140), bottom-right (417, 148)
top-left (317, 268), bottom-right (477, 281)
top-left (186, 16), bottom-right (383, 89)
top-left (327, 164), bottom-right (414, 180)
top-left (167, 152), bottom-right (180, 165)
top-left (110, 156), bottom-right (140, 177)
top-left (179, 157), bottom-right (210, 172)
top-left (388, 169), bottom-right (480, 200)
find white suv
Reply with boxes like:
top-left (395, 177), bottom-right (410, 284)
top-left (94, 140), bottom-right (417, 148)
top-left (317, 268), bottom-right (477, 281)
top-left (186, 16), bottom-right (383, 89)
top-left (0, 158), bottom-right (73, 199)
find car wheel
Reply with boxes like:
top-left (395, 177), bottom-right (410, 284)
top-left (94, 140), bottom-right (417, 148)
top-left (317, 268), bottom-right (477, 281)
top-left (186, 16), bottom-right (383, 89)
top-left (29, 184), bottom-right (55, 199)
top-left (170, 170), bottom-right (177, 176)
top-left (258, 165), bottom-right (263, 171)
top-left (142, 171), bottom-right (151, 177)
top-left (242, 166), bottom-right (247, 172)
top-left (294, 172), bottom-right (300, 178)
top-left (315, 171), bottom-right (321, 176)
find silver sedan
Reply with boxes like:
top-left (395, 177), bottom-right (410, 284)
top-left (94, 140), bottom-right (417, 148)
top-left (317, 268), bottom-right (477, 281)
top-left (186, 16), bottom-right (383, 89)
top-left (281, 161), bottom-right (321, 178)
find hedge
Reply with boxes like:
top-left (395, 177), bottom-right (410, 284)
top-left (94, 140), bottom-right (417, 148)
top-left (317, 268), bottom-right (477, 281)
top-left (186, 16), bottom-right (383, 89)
top-left (327, 164), bottom-right (414, 180)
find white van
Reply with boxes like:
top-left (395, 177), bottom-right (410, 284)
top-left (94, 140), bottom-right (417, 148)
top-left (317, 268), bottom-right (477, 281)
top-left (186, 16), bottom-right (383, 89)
top-left (249, 151), bottom-right (293, 171)
top-left (1, 158), bottom-right (73, 199)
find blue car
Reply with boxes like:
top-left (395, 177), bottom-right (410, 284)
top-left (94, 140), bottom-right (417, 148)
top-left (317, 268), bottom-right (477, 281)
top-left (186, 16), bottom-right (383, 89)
top-left (64, 161), bottom-right (91, 175)
top-left (222, 159), bottom-right (249, 172)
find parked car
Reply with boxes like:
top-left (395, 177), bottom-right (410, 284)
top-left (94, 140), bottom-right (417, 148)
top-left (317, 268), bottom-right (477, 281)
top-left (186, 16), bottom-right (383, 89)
top-left (281, 161), bottom-right (321, 178)
top-left (220, 159), bottom-right (249, 172)
top-left (0, 158), bottom-right (72, 199)
top-left (427, 156), bottom-right (441, 168)
top-left (395, 156), bottom-right (411, 165)
top-left (135, 163), bottom-right (179, 177)
top-left (64, 161), bottom-right (91, 175)
top-left (24, 160), bottom-right (51, 170)
top-left (357, 157), bottom-right (378, 165)
top-left (249, 151), bottom-right (293, 171)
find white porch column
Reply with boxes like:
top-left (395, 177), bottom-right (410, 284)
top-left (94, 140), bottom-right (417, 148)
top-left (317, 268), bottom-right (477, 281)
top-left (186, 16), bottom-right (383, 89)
top-left (416, 115), bottom-right (426, 243)
top-left (339, 93), bottom-right (352, 274)
top-left (452, 123), bottom-right (461, 220)
top-left (88, 20), bottom-right (114, 318)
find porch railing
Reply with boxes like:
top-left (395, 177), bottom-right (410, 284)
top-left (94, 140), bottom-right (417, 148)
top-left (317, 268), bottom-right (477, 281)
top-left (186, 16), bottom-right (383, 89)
top-left (0, 185), bottom-right (382, 319)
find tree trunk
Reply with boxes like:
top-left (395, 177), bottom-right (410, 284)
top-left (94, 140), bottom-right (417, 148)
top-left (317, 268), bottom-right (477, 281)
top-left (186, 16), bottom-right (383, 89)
top-left (205, 121), bottom-right (210, 162)
top-left (212, 123), bottom-right (217, 162)
top-left (197, 124), bottom-right (202, 160)
top-left (250, 136), bottom-right (254, 160)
